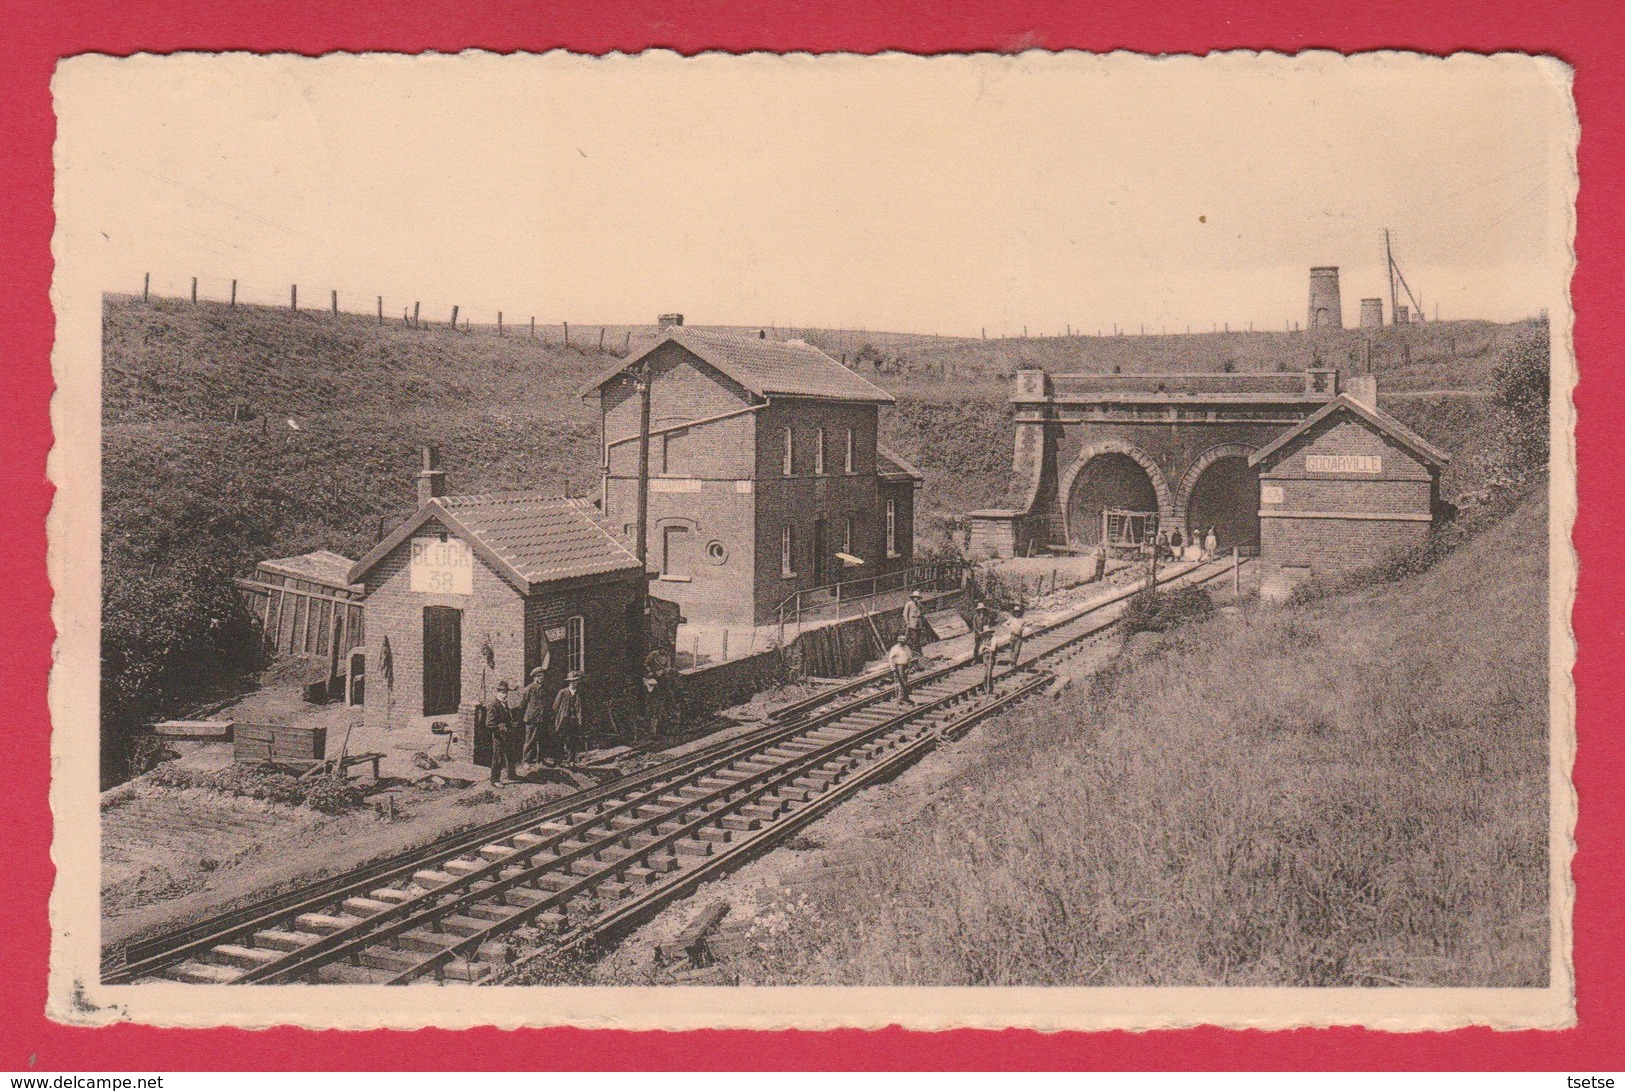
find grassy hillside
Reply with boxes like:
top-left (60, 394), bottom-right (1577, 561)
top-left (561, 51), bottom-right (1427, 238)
top-left (730, 487), bottom-right (1552, 987)
top-left (98, 294), bottom-right (1522, 782)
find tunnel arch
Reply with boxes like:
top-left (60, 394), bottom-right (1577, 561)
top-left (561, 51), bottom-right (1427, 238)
top-left (1177, 443), bottom-right (1260, 552)
top-left (1059, 442), bottom-right (1173, 547)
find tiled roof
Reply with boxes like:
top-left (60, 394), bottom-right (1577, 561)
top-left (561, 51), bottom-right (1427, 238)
top-left (350, 493), bottom-right (641, 593)
top-left (1249, 395), bottom-right (1451, 468)
top-left (258, 549), bottom-right (358, 588)
top-left (580, 328), bottom-right (895, 404)
top-left (876, 444), bottom-right (924, 482)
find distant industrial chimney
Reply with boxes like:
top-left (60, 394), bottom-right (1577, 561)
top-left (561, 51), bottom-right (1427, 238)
top-left (1359, 298), bottom-right (1384, 329)
top-left (1394, 305), bottom-right (1410, 326)
top-left (658, 313), bottom-right (684, 328)
top-left (1308, 267), bottom-right (1343, 330)
top-left (417, 445), bottom-right (446, 505)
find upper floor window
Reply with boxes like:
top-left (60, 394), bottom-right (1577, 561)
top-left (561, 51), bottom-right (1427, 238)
top-left (782, 428), bottom-right (794, 476)
top-left (814, 428), bottom-right (826, 475)
top-left (844, 428), bottom-right (855, 474)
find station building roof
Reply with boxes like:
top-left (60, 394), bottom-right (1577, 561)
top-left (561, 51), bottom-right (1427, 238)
top-left (1249, 394), bottom-right (1451, 469)
top-left (579, 327), bottom-right (896, 405)
top-left (349, 492), bottom-right (642, 595)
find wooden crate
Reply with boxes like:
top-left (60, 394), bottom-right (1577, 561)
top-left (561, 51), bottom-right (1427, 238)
top-left (233, 722), bottom-right (327, 765)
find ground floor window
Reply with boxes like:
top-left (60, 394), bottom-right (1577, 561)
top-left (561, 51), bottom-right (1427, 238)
top-left (885, 498), bottom-right (899, 557)
top-left (781, 524), bottom-right (796, 577)
top-left (565, 614), bottom-right (586, 676)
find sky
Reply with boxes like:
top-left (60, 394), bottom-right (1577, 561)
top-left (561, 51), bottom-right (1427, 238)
top-left (54, 50), bottom-right (1574, 337)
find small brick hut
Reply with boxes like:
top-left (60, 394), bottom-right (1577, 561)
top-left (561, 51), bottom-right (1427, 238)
top-left (348, 471), bottom-right (646, 752)
top-left (580, 324), bottom-right (920, 625)
top-left (1249, 388), bottom-right (1449, 594)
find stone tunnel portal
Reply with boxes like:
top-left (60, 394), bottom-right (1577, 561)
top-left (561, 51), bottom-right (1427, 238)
top-left (1065, 453), bottom-right (1161, 546)
top-left (1183, 454), bottom-right (1261, 552)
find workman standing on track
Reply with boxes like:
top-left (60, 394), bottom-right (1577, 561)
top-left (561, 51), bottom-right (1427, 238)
top-left (1204, 527), bottom-right (1219, 562)
top-left (970, 600), bottom-right (995, 659)
top-left (552, 671), bottom-right (586, 766)
top-left (888, 636), bottom-right (915, 705)
top-left (519, 664), bottom-right (552, 767)
top-left (1003, 606), bottom-right (1030, 667)
top-left (1093, 543), bottom-right (1107, 583)
top-left (488, 680), bottom-right (518, 786)
top-left (903, 590), bottom-right (925, 654)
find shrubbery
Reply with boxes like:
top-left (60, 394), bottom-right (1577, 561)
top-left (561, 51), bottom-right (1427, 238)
top-left (1119, 585), bottom-right (1215, 636)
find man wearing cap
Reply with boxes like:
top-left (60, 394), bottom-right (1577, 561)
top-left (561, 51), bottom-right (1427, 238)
top-left (552, 671), bottom-right (586, 766)
top-left (519, 664), bottom-right (552, 767)
top-left (903, 589), bottom-right (925, 655)
top-left (487, 680), bottom-right (518, 786)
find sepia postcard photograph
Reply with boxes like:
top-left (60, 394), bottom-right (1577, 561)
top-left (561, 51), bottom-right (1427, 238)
top-left (45, 48), bottom-right (1576, 1033)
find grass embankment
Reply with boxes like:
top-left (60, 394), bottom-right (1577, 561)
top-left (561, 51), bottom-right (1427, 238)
top-left (731, 492), bottom-right (1550, 987)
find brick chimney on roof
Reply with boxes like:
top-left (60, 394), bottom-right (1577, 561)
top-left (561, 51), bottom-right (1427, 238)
top-left (417, 445), bottom-right (447, 505)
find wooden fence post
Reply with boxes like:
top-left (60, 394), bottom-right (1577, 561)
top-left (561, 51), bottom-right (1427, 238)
top-left (230, 280), bottom-right (237, 308)
top-left (450, 305), bottom-right (459, 328)
top-left (1232, 547), bottom-right (1240, 598)
top-left (331, 289), bottom-right (338, 316)
top-left (412, 302), bottom-right (420, 328)
top-left (377, 296), bottom-right (383, 325)
top-left (598, 328), bottom-right (605, 352)
top-left (530, 316), bottom-right (536, 339)
top-left (191, 277), bottom-right (198, 304)
top-left (563, 321), bottom-right (570, 346)
top-left (143, 273), bottom-right (150, 302)
top-left (625, 330), bottom-right (631, 350)
top-left (497, 311), bottom-right (503, 336)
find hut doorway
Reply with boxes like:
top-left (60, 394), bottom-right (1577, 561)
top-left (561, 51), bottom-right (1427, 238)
top-left (423, 606), bottom-right (462, 716)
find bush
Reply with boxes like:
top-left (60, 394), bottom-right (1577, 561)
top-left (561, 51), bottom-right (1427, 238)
top-left (1491, 321), bottom-right (1550, 473)
top-left (1119, 586), bottom-right (1215, 635)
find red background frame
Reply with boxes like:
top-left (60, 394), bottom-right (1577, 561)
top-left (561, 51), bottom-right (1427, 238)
top-left (1, 0), bottom-right (1619, 1071)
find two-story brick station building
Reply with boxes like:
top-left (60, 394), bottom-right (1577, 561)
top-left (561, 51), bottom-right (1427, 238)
top-left (581, 325), bottom-right (921, 626)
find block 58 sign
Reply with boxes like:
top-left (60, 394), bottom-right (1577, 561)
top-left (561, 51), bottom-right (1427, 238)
top-left (411, 537), bottom-right (473, 595)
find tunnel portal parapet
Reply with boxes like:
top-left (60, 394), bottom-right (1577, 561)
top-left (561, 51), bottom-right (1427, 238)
top-left (969, 367), bottom-right (1345, 557)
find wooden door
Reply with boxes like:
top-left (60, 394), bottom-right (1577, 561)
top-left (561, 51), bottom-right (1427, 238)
top-left (422, 606), bottom-right (462, 715)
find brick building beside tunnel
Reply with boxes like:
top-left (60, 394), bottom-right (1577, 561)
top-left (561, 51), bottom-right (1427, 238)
top-left (580, 325), bottom-right (920, 626)
top-left (1250, 391), bottom-right (1449, 593)
top-left (347, 455), bottom-right (646, 747)
top-left (968, 366), bottom-right (1449, 579)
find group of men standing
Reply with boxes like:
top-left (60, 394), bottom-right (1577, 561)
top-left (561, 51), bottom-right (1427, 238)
top-left (887, 591), bottom-right (1033, 705)
top-left (1152, 525), bottom-right (1220, 562)
top-left (485, 664), bottom-right (586, 786)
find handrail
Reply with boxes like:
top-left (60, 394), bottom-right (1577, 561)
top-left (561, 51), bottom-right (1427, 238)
top-left (776, 559), bottom-right (965, 631)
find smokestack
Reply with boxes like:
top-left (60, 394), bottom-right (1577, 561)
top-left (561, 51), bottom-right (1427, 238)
top-left (1394, 305), bottom-right (1410, 326)
top-left (1359, 298), bottom-right (1384, 329)
top-left (658, 313), bottom-right (684, 328)
top-left (417, 445), bottom-right (446, 505)
top-left (1307, 267), bottom-right (1343, 330)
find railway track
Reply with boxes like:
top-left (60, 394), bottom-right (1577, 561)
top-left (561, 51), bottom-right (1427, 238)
top-left (105, 555), bottom-right (1247, 987)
